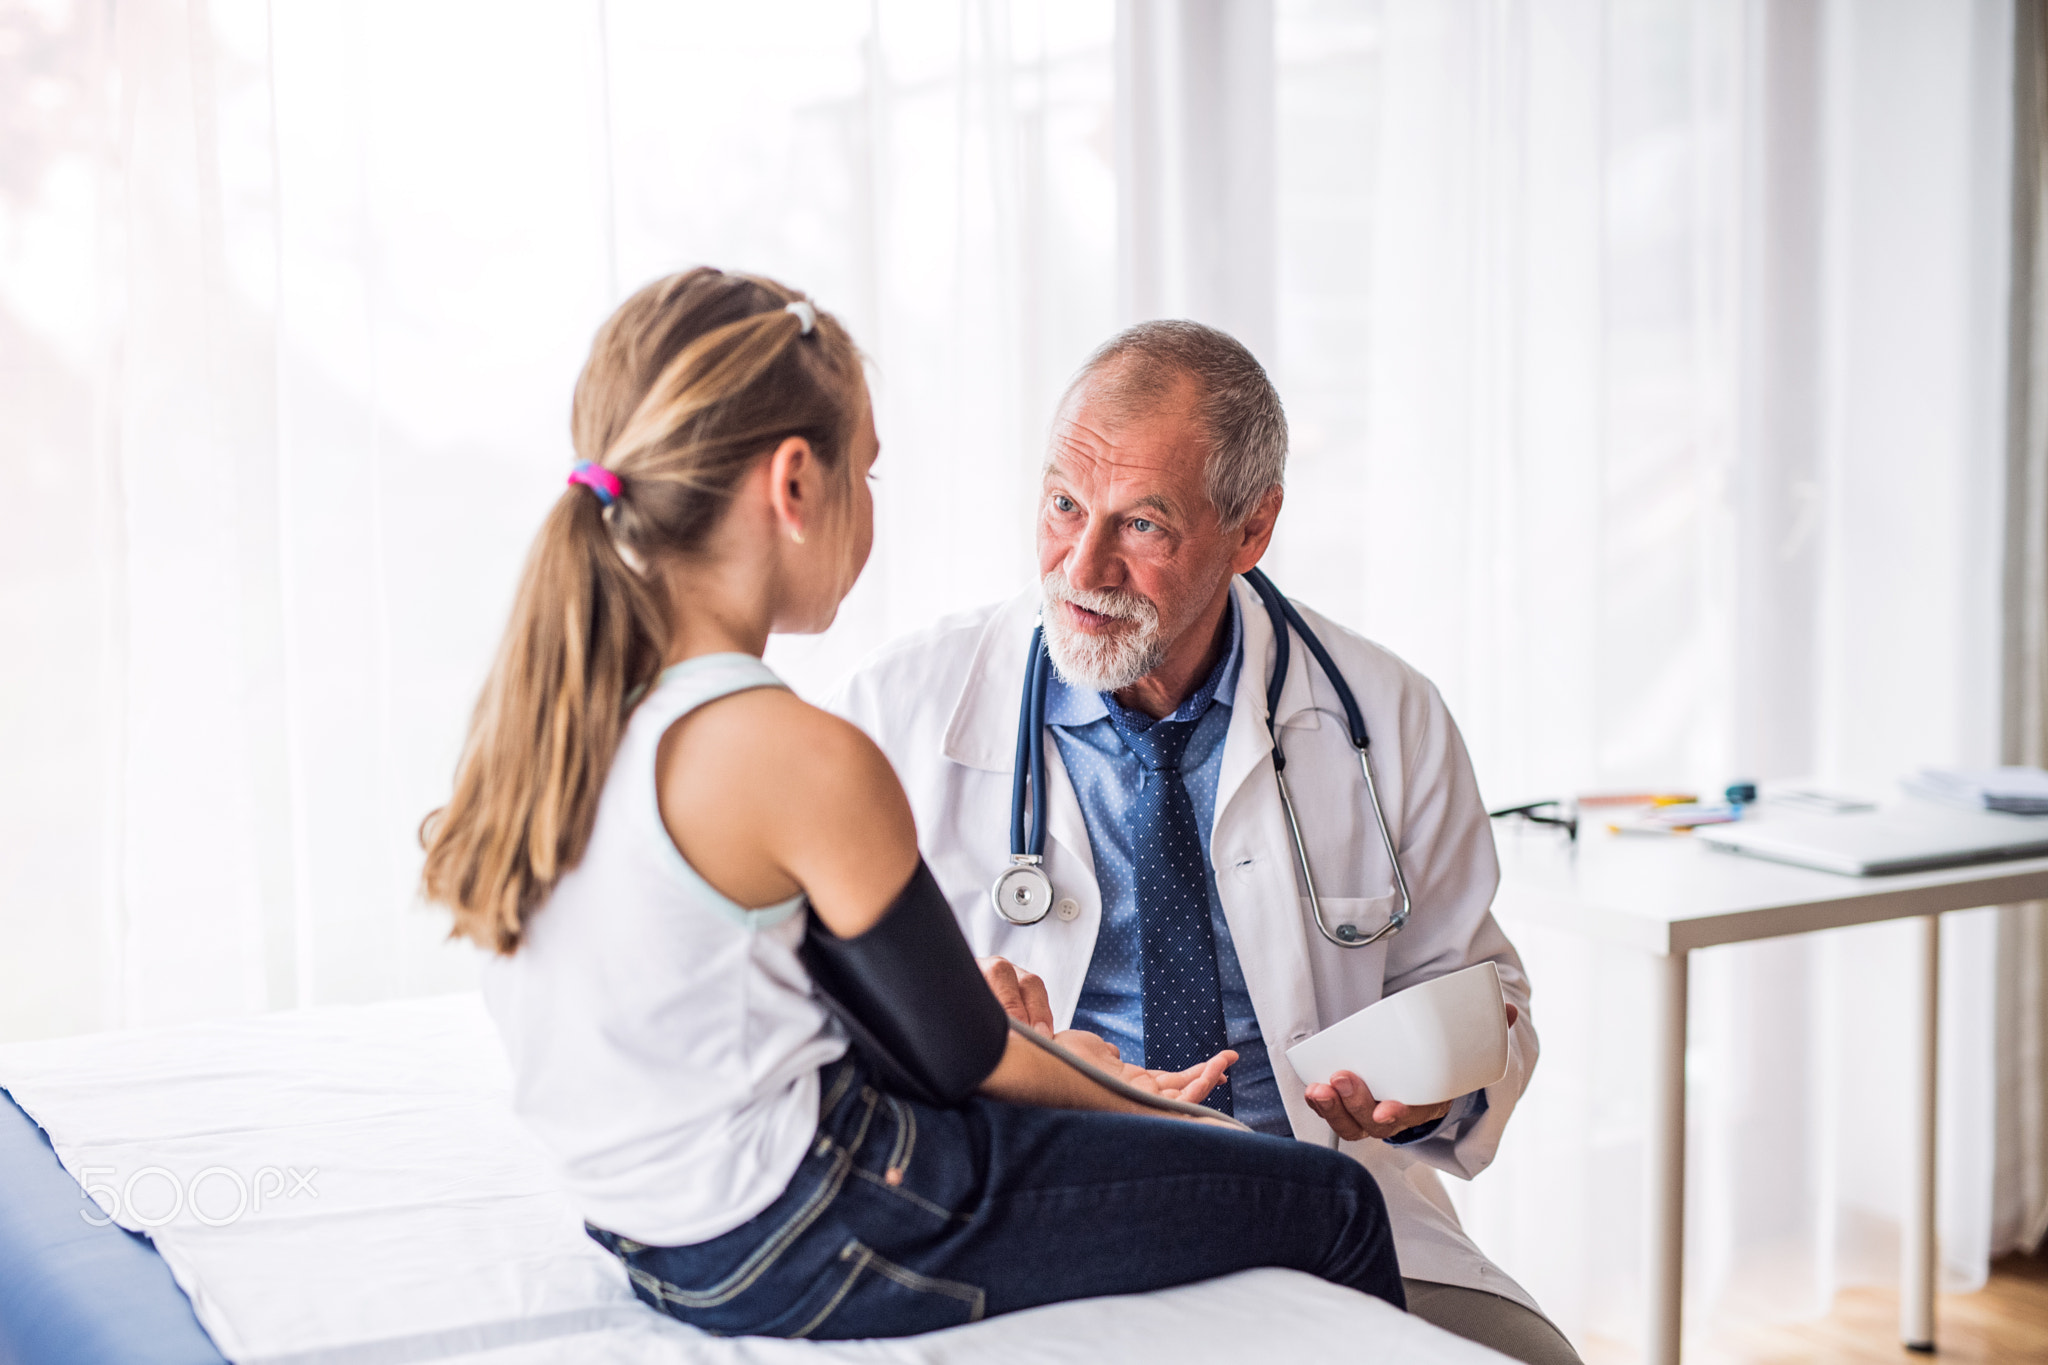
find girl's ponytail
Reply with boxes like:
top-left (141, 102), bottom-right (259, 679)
top-left (422, 268), bottom-right (863, 952)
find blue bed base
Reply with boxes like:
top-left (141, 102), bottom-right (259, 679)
top-left (0, 1087), bottom-right (226, 1365)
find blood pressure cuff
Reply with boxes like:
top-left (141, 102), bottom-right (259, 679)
top-left (798, 859), bottom-right (1010, 1108)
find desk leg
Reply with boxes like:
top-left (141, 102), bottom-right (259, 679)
top-left (1902, 913), bottom-right (1939, 1352)
top-left (1647, 950), bottom-right (1688, 1365)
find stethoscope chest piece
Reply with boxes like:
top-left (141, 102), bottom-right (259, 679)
top-left (991, 857), bottom-right (1054, 926)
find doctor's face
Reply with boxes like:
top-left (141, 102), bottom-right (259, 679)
top-left (1036, 372), bottom-right (1245, 696)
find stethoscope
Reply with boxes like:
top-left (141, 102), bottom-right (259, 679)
top-left (991, 567), bottom-right (1412, 949)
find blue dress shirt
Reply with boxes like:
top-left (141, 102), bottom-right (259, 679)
top-left (1047, 593), bottom-right (1484, 1144)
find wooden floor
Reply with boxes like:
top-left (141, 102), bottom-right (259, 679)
top-left (1580, 1254), bottom-right (2048, 1364)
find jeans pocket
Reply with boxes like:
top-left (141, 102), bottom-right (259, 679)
top-left (777, 1238), bottom-right (985, 1341)
top-left (596, 1141), bottom-right (856, 1328)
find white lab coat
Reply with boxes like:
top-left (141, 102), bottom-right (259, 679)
top-left (832, 577), bottom-right (1540, 1309)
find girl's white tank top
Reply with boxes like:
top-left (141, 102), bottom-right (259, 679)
top-left (481, 653), bottom-right (847, 1247)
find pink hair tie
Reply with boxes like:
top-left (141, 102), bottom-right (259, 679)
top-left (567, 460), bottom-right (622, 507)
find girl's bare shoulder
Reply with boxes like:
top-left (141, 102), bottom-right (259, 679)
top-left (658, 684), bottom-right (901, 825)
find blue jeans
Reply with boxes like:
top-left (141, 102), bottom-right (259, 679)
top-left (587, 1057), bottom-right (1404, 1339)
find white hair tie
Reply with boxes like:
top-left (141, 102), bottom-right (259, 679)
top-left (785, 299), bottom-right (816, 335)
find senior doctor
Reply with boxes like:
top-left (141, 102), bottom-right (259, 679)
top-left (834, 321), bottom-right (1576, 1365)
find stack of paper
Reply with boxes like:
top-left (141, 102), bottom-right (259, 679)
top-left (1905, 767), bottom-right (2048, 815)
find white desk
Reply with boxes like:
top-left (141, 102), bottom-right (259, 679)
top-left (1492, 831), bottom-right (2048, 1365)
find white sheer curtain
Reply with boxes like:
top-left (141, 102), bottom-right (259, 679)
top-left (0, 0), bottom-right (1113, 1036)
top-left (1251, 0), bottom-right (2018, 1353)
top-left (0, 0), bottom-right (2032, 1354)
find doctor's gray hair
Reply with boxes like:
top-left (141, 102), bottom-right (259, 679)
top-left (1061, 320), bottom-right (1287, 529)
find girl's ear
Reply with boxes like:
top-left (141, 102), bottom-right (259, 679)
top-left (765, 437), bottom-right (814, 544)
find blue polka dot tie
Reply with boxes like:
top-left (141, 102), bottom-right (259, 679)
top-left (1104, 705), bottom-right (1233, 1114)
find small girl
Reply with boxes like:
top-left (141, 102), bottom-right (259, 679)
top-left (421, 267), bottom-right (1403, 1339)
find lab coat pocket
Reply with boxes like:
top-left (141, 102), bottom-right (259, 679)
top-left (1298, 896), bottom-right (1394, 1018)
top-left (1299, 893), bottom-right (1401, 950)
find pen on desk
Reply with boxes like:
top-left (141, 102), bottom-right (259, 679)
top-left (1577, 792), bottom-right (1699, 809)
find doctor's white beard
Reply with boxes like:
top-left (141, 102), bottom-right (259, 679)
top-left (1040, 571), bottom-right (1167, 694)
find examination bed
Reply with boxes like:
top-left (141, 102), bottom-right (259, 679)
top-left (0, 995), bottom-right (1502, 1364)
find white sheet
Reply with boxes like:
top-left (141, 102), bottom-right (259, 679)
top-left (0, 995), bottom-right (1503, 1365)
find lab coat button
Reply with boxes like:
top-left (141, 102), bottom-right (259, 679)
top-left (1054, 897), bottom-right (1081, 922)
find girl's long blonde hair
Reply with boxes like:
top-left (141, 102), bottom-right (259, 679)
top-left (422, 268), bottom-right (864, 953)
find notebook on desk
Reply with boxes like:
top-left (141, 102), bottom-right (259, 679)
top-left (1694, 800), bottom-right (2048, 875)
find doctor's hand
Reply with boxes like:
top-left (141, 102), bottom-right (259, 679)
top-left (1304, 1073), bottom-right (1451, 1142)
top-left (1053, 1030), bottom-right (1238, 1107)
top-left (1136, 1050), bottom-right (1237, 1107)
top-left (978, 956), bottom-right (1056, 1036)
top-left (1306, 1002), bottom-right (1519, 1141)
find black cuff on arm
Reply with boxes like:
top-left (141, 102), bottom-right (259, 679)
top-left (798, 859), bottom-right (1010, 1107)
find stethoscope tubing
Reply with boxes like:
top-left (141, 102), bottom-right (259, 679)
top-left (1008, 627), bottom-right (1047, 859)
top-left (1241, 568), bottom-right (1412, 948)
top-left (1253, 569), bottom-right (1371, 749)
top-left (1352, 744), bottom-right (1414, 944)
top-left (1028, 639), bottom-right (1049, 857)
top-left (1004, 1016), bottom-right (1251, 1130)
